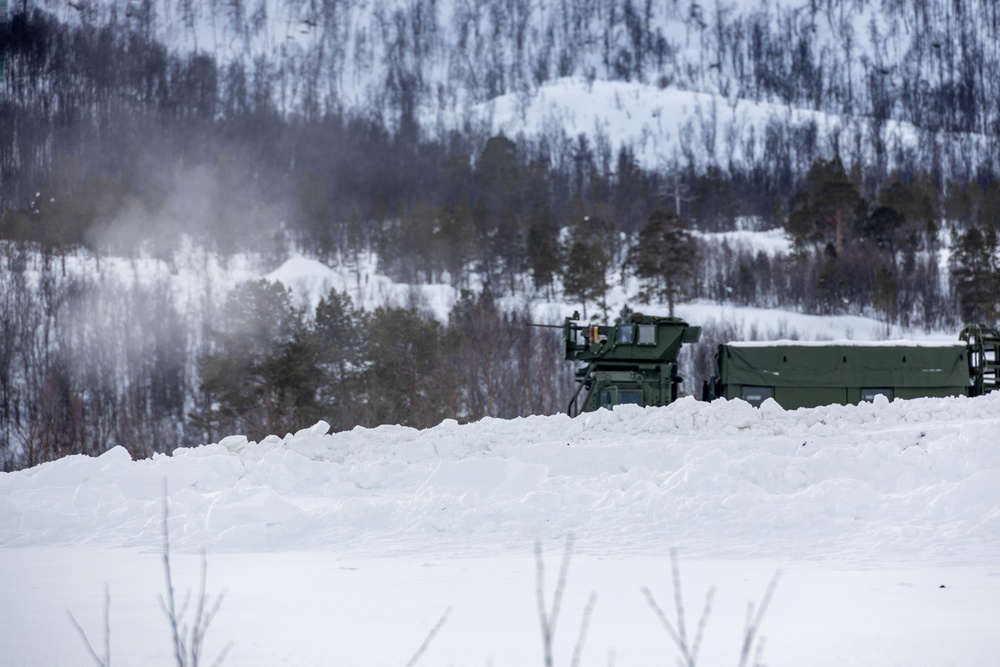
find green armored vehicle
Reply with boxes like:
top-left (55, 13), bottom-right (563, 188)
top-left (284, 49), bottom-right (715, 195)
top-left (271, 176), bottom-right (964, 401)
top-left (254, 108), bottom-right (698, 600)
top-left (562, 309), bottom-right (998, 414)
top-left (563, 312), bottom-right (701, 415)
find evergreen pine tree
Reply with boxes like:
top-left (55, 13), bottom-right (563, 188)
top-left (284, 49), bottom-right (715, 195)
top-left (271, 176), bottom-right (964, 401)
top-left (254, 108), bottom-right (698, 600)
top-left (436, 201), bottom-right (477, 288)
top-left (951, 227), bottom-right (1000, 326)
top-left (196, 280), bottom-right (314, 440)
top-left (358, 307), bottom-right (456, 428)
top-left (691, 166), bottom-right (736, 231)
top-left (562, 218), bottom-right (611, 318)
top-left (787, 156), bottom-right (865, 256)
top-left (527, 205), bottom-right (561, 298)
top-left (874, 263), bottom-right (899, 335)
top-left (313, 290), bottom-right (364, 431)
top-left (627, 209), bottom-right (697, 315)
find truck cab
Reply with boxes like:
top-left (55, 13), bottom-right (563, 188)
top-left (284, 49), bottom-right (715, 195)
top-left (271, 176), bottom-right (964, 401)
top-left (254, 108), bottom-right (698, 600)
top-left (564, 312), bottom-right (701, 416)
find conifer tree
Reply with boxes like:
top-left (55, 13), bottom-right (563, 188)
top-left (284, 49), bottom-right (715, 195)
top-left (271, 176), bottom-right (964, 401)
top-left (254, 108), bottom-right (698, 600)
top-left (527, 205), bottom-right (561, 297)
top-left (874, 263), bottom-right (899, 334)
top-left (691, 166), bottom-right (736, 231)
top-left (951, 227), bottom-right (1000, 326)
top-left (358, 307), bottom-right (455, 428)
top-left (562, 217), bottom-right (611, 318)
top-left (877, 176), bottom-right (939, 251)
top-left (787, 156), bottom-right (865, 256)
top-left (313, 290), bottom-right (364, 431)
top-left (627, 209), bottom-right (697, 315)
top-left (196, 280), bottom-right (315, 440)
top-left (435, 202), bottom-right (477, 288)
top-left (862, 204), bottom-right (904, 254)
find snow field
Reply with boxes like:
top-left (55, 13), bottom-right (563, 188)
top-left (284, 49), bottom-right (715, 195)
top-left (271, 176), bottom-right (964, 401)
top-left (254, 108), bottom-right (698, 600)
top-left (2, 548), bottom-right (999, 666)
top-left (3, 393), bottom-right (1000, 665)
top-left (3, 393), bottom-right (999, 562)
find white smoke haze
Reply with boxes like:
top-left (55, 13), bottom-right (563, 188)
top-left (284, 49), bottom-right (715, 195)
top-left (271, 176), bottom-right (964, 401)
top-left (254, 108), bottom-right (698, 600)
top-left (86, 160), bottom-right (292, 265)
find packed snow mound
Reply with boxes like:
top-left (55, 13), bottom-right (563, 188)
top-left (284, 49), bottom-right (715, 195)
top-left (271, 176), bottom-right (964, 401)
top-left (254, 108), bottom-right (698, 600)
top-left (263, 253), bottom-right (459, 320)
top-left (3, 395), bottom-right (999, 563)
top-left (264, 257), bottom-right (346, 297)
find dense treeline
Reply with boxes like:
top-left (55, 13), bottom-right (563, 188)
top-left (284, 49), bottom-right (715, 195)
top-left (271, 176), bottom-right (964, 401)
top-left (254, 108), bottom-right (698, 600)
top-left (4, 1), bottom-right (1000, 222)
top-left (194, 281), bottom-right (568, 442)
top-left (2, 1), bottom-right (1000, 468)
top-left (0, 255), bottom-right (570, 470)
top-left (13, 0), bottom-right (1000, 151)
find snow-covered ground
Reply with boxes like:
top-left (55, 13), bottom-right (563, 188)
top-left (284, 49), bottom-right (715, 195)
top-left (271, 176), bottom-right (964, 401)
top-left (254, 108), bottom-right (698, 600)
top-left (32, 225), bottom-right (954, 343)
top-left (478, 76), bottom-right (919, 172)
top-left (3, 394), bottom-right (999, 665)
top-left (3, 231), bottom-right (985, 666)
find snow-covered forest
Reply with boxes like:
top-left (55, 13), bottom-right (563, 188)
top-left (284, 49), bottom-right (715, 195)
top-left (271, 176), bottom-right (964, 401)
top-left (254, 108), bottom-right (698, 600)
top-left (3, 4), bottom-right (1000, 666)
top-left (2, 0), bottom-right (1000, 468)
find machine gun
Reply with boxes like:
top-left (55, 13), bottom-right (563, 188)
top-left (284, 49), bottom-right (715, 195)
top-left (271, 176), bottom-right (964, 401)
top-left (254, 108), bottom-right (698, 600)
top-left (561, 312), bottom-right (701, 416)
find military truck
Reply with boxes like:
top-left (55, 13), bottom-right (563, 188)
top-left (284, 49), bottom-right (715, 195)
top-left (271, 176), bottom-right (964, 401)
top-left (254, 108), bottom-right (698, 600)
top-left (562, 311), bottom-right (998, 414)
top-left (563, 312), bottom-right (701, 416)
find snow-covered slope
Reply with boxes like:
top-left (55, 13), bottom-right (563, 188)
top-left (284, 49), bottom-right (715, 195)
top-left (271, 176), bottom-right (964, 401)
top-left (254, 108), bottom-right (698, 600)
top-left (5, 394), bottom-right (998, 561)
top-left (39, 226), bottom-right (946, 341)
top-left (22, 0), bottom-right (998, 176)
top-left (477, 76), bottom-right (920, 171)
top-left (3, 395), bottom-right (1000, 665)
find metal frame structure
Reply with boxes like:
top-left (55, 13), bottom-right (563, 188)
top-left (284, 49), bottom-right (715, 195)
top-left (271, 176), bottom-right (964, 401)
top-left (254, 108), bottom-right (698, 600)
top-left (960, 323), bottom-right (1000, 397)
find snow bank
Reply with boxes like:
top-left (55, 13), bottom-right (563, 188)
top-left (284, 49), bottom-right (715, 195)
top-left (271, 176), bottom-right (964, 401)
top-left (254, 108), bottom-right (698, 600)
top-left (3, 394), bottom-right (999, 564)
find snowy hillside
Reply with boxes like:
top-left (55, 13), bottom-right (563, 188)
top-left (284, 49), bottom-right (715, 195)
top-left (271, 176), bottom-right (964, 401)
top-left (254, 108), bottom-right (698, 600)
top-left (3, 394), bottom-right (999, 665)
top-left (36, 231), bottom-right (954, 343)
top-left (476, 76), bottom-right (922, 171)
top-left (16, 0), bottom-right (998, 174)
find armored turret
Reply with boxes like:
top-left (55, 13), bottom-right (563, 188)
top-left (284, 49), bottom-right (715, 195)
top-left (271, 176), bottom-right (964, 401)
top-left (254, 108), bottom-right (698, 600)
top-left (563, 312), bottom-right (701, 415)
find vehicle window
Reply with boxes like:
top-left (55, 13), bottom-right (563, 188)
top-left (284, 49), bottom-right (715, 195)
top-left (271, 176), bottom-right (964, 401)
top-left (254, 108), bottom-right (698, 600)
top-left (601, 388), bottom-right (614, 410)
top-left (741, 385), bottom-right (773, 407)
top-left (861, 388), bottom-right (893, 402)
top-left (616, 324), bottom-right (634, 344)
top-left (619, 389), bottom-right (643, 405)
top-left (637, 324), bottom-right (656, 345)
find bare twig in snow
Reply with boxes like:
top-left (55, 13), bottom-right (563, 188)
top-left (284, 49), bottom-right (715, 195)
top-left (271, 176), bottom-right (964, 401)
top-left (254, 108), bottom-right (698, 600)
top-left (645, 550), bottom-right (780, 667)
top-left (737, 570), bottom-right (781, 667)
top-left (641, 548), bottom-right (716, 667)
top-left (67, 585), bottom-right (112, 667)
top-left (569, 592), bottom-right (598, 667)
top-left (403, 607), bottom-right (451, 667)
top-left (159, 481), bottom-right (232, 667)
top-left (535, 535), bottom-right (598, 667)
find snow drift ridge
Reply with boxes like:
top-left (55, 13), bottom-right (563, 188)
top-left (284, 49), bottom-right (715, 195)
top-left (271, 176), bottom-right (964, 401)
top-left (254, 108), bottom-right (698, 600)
top-left (2, 394), bottom-right (999, 564)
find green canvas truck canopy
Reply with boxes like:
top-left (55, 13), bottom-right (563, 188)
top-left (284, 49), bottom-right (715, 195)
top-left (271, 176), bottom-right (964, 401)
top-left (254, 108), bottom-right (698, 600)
top-left (714, 341), bottom-right (970, 408)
